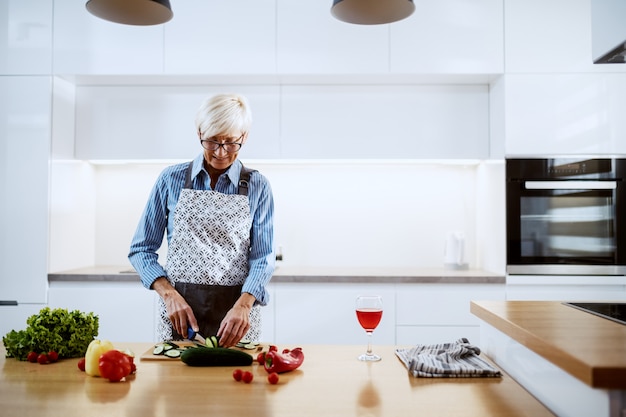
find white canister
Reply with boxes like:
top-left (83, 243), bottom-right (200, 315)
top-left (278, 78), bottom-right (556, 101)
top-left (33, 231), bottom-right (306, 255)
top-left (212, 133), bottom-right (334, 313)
top-left (444, 232), bottom-right (469, 270)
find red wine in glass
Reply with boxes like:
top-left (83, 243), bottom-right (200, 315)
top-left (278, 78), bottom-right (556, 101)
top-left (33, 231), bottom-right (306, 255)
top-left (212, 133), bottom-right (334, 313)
top-left (355, 295), bottom-right (383, 361)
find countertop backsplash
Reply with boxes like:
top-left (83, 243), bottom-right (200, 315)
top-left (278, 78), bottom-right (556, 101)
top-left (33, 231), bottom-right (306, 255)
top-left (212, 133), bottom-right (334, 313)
top-left (48, 159), bottom-right (506, 274)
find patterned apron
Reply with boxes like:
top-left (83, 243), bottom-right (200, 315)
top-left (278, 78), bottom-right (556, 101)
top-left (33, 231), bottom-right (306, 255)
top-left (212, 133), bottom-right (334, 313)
top-left (156, 163), bottom-right (261, 342)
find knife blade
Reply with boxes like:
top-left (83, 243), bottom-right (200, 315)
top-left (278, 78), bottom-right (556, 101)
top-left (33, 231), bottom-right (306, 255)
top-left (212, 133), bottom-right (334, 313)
top-left (187, 326), bottom-right (206, 345)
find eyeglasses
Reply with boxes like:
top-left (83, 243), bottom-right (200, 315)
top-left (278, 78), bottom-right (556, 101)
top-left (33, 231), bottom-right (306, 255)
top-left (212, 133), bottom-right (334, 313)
top-left (199, 134), bottom-right (244, 153)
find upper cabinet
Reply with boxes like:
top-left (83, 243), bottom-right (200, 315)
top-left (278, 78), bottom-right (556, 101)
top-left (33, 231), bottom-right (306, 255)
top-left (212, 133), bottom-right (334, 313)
top-left (0, 0), bottom-right (52, 75)
top-left (280, 84), bottom-right (489, 159)
top-left (74, 85), bottom-right (281, 160)
top-left (53, 0), bottom-right (163, 74)
top-left (391, 0), bottom-right (504, 74)
top-left (505, 0), bottom-right (625, 73)
top-left (276, 1), bottom-right (388, 74)
top-left (164, 0), bottom-right (276, 74)
top-left (49, 0), bottom-right (504, 77)
top-left (503, 73), bottom-right (626, 156)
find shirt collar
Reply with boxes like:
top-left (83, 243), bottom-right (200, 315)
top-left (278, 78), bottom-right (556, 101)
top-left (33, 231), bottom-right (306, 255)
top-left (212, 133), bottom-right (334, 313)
top-left (190, 154), bottom-right (242, 186)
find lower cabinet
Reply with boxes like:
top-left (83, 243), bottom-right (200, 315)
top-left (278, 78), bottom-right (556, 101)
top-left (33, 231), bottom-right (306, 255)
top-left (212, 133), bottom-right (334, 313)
top-left (48, 282), bottom-right (158, 343)
top-left (395, 283), bottom-right (506, 346)
top-left (505, 275), bottom-right (626, 301)
top-left (0, 304), bottom-right (48, 343)
top-left (270, 283), bottom-right (396, 346)
top-left (268, 282), bottom-right (506, 347)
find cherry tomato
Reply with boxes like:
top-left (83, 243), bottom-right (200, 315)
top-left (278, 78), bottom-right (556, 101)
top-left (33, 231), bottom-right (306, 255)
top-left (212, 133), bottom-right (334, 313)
top-left (47, 351), bottom-right (59, 362)
top-left (257, 352), bottom-right (265, 365)
top-left (37, 353), bottom-right (49, 365)
top-left (267, 372), bottom-right (279, 385)
top-left (26, 351), bottom-right (38, 363)
top-left (242, 371), bottom-right (254, 384)
top-left (232, 368), bottom-right (243, 381)
top-left (77, 357), bottom-right (86, 372)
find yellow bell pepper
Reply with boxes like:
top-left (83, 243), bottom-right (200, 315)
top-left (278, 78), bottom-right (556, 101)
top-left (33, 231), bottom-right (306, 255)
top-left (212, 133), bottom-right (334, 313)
top-left (85, 339), bottom-right (115, 377)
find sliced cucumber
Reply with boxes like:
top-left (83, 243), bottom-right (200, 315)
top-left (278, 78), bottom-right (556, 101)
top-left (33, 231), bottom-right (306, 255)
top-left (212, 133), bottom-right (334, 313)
top-left (153, 345), bottom-right (164, 355)
top-left (164, 349), bottom-right (182, 358)
top-left (210, 336), bottom-right (219, 348)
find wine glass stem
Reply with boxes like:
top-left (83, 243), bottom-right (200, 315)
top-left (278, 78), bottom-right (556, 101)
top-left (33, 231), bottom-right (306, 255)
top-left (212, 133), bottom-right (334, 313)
top-left (366, 331), bottom-right (373, 355)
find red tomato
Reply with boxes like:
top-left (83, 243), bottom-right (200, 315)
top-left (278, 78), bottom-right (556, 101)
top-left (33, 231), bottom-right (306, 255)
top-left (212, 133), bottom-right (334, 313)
top-left (77, 358), bottom-right (86, 372)
top-left (232, 369), bottom-right (243, 381)
top-left (37, 353), bottom-right (49, 365)
top-left (98, 350), bottom-right (132, 382)
top-left (242, 371), bottom-right (254, 384)
top-left (256, 352), bottom-right (265, 365)
top-left (267, 372), bottom-right (279, 385)
top-left (47, 351), bottom-right (59, 362)
top-left (26, 352), bottom-right (38, 363)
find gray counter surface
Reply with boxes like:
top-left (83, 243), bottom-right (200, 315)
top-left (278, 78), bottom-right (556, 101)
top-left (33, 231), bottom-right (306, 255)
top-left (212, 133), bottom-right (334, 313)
top-left (48, 265), bottom-right (505, 284)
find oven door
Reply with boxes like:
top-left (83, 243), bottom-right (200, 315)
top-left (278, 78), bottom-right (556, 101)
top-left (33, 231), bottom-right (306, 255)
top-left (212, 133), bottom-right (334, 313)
top-left (507, 180), bottom-right (626, 275)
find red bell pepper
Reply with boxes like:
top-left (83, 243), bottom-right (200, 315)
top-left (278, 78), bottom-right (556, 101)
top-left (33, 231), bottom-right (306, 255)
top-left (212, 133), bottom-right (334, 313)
top-left (263, 345), bottom-right (304, 374)
top-left (98, 350), bottom-right (132, 382)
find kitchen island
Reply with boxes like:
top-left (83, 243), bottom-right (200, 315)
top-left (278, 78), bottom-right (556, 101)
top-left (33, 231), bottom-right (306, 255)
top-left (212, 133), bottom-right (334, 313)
top-left (471, 301), bottom-right (626, 417)
top-left (1, 343), bottom-right (553, 417)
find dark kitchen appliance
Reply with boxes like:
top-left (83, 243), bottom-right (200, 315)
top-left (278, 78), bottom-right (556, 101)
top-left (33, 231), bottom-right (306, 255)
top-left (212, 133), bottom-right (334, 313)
top-left (506, 157), bottom-right (626, 275)
top-left (564, 302), bottom-right (626, 325)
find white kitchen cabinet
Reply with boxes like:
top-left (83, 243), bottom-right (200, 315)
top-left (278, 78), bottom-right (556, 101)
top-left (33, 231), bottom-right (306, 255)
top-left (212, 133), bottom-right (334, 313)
top-left (270, 283), bottom-right (395, 345)
top-left (0, 0), bottom-right (52, 75)
top-left (506, 275), bottom-right (626, 301)
top-left (0, 304), bottom-right (47, 344)
top-left (0, 76), bottom-right (50, 304)
top-left (276, 0), bottom-right (388, 74)
top-left (504, 73), bottom-right (626, 156)
top-left (280, 84), bottom-right (490, 159)
top-left (164, 0), bottom-right (276, 74)
top-left (47, 282), bottom-right (158, 343)
top-left (504, 0), bottom-right (625, 74)
top-left (74, 84), bottom-right (281, 160)
top-left (53, 0), bottom-right (164, 75)
top-left (390, 0), bottom-right (504, 74)
top-left (395, 283), bottom-right (506, 346)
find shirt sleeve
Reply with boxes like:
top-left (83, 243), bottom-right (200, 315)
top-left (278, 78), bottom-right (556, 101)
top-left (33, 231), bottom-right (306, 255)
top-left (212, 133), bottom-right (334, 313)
top-left (128, 169), bottom-right (172, 289)
top-left (242, 171), bottom-right (276, 306)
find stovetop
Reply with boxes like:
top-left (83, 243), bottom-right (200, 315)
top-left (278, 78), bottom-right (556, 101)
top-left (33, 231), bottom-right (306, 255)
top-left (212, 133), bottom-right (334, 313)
top-left (564, 302), bottom-right (626, 325)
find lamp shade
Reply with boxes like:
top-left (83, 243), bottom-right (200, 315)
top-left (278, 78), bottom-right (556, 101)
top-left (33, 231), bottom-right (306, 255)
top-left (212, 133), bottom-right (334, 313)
top-left (85, 0), bottom-right (173, 26)
top-left (331, 0), bottom-right (414, 25)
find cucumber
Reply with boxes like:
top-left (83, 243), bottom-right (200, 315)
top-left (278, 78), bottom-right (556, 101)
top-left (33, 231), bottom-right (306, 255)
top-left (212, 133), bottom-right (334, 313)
top-left (180, 347), bottom-right (253, 367)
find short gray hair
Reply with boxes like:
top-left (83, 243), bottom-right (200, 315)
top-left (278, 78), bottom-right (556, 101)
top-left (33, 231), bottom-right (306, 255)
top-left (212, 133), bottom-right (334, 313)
top-left (195, 93), bottom-right (252, 139)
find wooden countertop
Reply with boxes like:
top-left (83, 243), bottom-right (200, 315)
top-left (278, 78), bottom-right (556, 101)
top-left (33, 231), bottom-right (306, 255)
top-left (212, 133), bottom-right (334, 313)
top-left (0, 343), bottom-right (553, 417)
top-left (470, 300), bottom-right (626, 390)
top-left (48, 265), bottom-right (505, 284)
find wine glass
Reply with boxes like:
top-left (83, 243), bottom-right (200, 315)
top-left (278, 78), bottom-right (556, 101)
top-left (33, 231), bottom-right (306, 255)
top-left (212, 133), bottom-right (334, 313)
top-left (355, 295), bottom-right (383, 361)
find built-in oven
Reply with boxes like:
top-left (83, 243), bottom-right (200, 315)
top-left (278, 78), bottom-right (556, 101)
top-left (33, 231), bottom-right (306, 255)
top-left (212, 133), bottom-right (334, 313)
top-left (506, 157), bottom-right (626, 275)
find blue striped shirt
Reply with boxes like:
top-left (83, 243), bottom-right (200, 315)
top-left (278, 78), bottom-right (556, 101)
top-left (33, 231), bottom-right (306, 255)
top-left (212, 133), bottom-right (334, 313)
top-left (128, 155), bottom-right (275, 306)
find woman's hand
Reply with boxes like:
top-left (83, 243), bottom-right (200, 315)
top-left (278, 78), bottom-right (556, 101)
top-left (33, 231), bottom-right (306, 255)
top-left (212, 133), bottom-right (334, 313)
top-left (152, 277), bottom-right (198, 338)
top-left (217, 293), bottom-right (256, 347)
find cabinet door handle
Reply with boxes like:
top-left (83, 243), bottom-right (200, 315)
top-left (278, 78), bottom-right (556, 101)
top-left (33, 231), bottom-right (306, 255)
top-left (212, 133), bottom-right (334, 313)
top-left (524, 180), bottom-right (617, 190)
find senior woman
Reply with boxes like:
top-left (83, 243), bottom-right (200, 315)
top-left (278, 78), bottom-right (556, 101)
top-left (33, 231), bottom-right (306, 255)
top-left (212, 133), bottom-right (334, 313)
top-left (129, 93), bottom-right (275, 347)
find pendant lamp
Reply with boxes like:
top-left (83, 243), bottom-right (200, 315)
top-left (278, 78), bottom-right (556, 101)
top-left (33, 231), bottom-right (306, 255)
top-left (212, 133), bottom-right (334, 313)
top-left (86, 0), bottom-right (173, 26)
top-left (331, 0), bottom-right (415, 25)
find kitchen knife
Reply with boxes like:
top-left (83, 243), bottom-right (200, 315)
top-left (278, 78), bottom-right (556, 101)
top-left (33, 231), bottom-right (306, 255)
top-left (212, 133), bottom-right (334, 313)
top-left (187, 326), bottom-right (207, 345)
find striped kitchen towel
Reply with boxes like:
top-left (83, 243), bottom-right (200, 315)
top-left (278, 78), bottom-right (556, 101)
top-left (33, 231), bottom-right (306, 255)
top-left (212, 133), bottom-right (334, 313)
top-left (395, 338), bottom-right (502, 378)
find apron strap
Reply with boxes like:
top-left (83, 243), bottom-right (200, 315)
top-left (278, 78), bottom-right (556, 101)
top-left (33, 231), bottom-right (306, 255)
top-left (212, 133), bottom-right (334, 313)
top-left (183, 161), bottom-right (194, 189)
top-left (183, 161), bottom-right (256, 195)
top-left (238, 164), bottom-right (256, 196)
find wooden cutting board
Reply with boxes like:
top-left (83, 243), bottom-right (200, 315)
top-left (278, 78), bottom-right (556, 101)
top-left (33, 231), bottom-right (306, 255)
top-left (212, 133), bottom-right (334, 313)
top-left (139, 341), bottom-right (264, 361)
